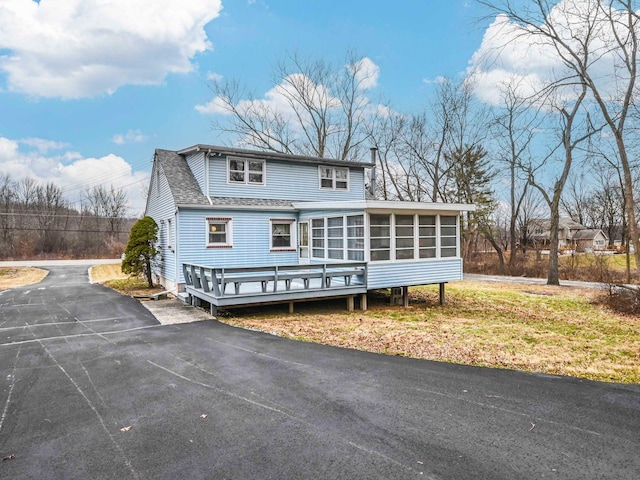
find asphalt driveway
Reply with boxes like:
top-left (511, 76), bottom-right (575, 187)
top-left (0, 264), bottom-right (639, 479)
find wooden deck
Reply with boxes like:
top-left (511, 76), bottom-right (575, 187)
top-left (182, 262), bottom-right (368, 315)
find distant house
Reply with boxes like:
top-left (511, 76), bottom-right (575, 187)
top-left (144, 145), bottom-right (475, 314)
top-left (528, 217), bottom-right (608, 252)
top-left (572, 229), bottom-right (608, 252)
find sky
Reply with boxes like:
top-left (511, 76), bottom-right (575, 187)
top-left (0, 0), bottom-right (590, 215)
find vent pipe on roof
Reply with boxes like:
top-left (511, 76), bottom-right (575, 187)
top-left (369, 147), bottom-right (378, 198)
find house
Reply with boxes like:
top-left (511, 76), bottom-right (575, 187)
top-left (528, 217), bottom-right (608, 252)
top-left (144, 145), bottom-right (475, 314)
top-left (572, 229), bottom-right (608, 253)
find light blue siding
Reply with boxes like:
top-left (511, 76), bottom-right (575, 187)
top-left (186, 152), bottom-right (206, 194)
top-left (177, 208), bottom-right (299, 283)
top-left (367, 259), bottom-right (463, 289)
top-left (209, 155), bottom-right (366, 201)
top-left (146, 164), bottom-right (178, 284)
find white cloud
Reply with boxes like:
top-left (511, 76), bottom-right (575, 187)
top-left (111, 129), bottom-right (148, 145)
top-left (349, 57), bottom-right (380, 90)
top-left (0, 0), bottom-right (223, 99)
top-left (422, 76), bottom-right (447, 85)
top-left (19, 138), bottom-right (69, 153)
top-left (468, 2), bottom-right (637, 106)
top-left (206, 72), bottom-right (224, 82)
top-left (0, 135), bottom-right (149, 215)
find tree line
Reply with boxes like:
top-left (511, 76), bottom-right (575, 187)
top-left (207, 1), bottom-right (640, 284)
top-left (0, 174), bottom-right (133, 259)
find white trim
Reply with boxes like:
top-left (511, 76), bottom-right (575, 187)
top-left (293, 200), bottom-right (475, 212)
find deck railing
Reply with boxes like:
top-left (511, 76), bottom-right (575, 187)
top-left (182, 262), bottom-right (367, 298)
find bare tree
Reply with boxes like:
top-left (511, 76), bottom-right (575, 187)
top-left (82, 184), bottom-right (128, 239)
top-left (208, 51), bottom-right (376, 161)
top-left (491, 78), bottom-right (541, 268)
top-left (0, 174), bottom-right (16, 255)
top-left (476, 0), bottom-right (640, 276)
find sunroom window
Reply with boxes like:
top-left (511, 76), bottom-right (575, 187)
top-left (419, 215), bottom-right (436, 258)
top-left (369, 214), bottom-right (391, 261)
top-left (347, 215), bottom-right (365, 261)
top-left (312, 218), bottom-right (325, 258)
top-left (440, 216), bottom-right (458, 257)
top-left (327, 217), bottom-right (344, 259)
top-left (395, 215), bottom-right (415, 260)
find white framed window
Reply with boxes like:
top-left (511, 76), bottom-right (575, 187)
top-left (327, 216), bottom-right (344, 259)
top-left (312, 218), bottom-right (325, 258)
top-left (228, 157), bottom-right (265, 185)
top-left (418, 215), bottom-right (436, 258)
top-left (206, 217), bottom-right (233, 248)
top-left (319, 166), bottom-right (349, 190)
top-left (167, 218), bottom-right (173, 250)
top-left (395, 215), bottom-right (415, 260)
top-left (270, 219), bottom-right (296, 251)
top-left (369, 214), bottom-right (391, 261)
top-left (440, 216), bottom-right (458, 257)
top-left (347, 215), bottom-right (365, 261)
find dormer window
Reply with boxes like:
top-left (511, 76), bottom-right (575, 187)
top-left (228, 157), bottom-right (265, 185)
top-left (319, 166), bottom-right (349, 190)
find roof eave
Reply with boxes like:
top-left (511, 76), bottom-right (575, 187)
top-left (176, 144), bottom-right (374, 168)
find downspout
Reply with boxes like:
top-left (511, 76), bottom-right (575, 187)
top-left (205, 149), bottom-right (213, 205)
top-left (369, 147), bottom-right (377, 198)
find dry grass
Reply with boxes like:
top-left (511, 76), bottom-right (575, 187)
top-left (219, 281), bottom-right (640, 384)
top-left (89, 263), bottom-right (128, 283)
top-left (0, 267), bottom-right (48, 290)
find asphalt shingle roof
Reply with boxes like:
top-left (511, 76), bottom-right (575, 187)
top-left (155, 149), bottom-right (209, 206)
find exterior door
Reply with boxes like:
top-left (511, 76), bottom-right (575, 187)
top-left (298, 222), bottom-right (309, 263)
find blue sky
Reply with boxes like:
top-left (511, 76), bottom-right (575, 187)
top-left (0, 0), bottom-right (496, 214)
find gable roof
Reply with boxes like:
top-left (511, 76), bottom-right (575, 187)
top-left (573, 229), bottom-right (608, 240)
top-left (177, 144), bottom-right (375, 168)
top-left (155, 149), bottom-right (210, 206)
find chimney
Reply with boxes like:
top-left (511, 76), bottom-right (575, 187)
top-left (369, 147), bottom-right (377, 198)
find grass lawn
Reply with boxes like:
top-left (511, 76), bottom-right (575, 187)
top-left (90, 263), bottom-right (165, 297)
top-left (0, 267), bottom-right (48, 290)
top-left (220, 281), bottom-right (640, 384)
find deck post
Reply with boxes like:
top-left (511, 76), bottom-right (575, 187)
top-left (360, 293), bottom-right (368, 311)
top-left (210, 303), bottom-right (217, 317)
top-left (288, 301), bottom-right (295, 314)
top-left (439, 283), bottom-right (445, 305)
top-left (402, 286), bottom-right (409, 307)
top-left (346, 296), bottom-right (355, 312)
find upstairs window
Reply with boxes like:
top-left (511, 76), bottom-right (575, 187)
top-left (228, 157), bottom-right (265, 185)
top-left (319, 166), bottom-right (349, 190)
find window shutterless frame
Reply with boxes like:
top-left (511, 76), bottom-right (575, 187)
top-left (227, 157), bottom-right (265, 185)
top-left (206, 217), bottom-right (233, 248)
